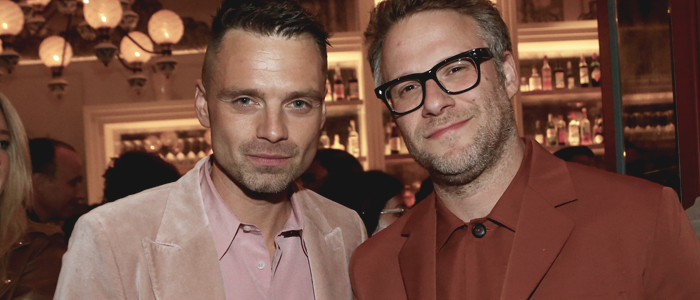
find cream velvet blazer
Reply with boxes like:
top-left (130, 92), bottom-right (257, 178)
top-left (54, 158), bottom-right (367, 300)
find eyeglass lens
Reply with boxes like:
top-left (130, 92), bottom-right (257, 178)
top-left (386, 57), bottom-right (479, 113)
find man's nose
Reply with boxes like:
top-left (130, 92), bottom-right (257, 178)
top-left (421, 79), bottom-right (455, 117)
top-left (256, 106), bottom-right (288, 143)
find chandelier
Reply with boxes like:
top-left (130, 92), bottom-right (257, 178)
top-left (0, 0), bottom-right (185, 97)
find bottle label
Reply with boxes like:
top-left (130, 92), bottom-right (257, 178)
top-left (555, 72), bottom-right (565, 89)
top-left (567, 77), bottom-right (575, 89)
top-left (591, 67), bottom-right (601, 82)
top-left (334, 84), bottom-right (345, 100)
top-left (580, 68), bottom-right (589, 85)
top-left (546, 129), bottom-right (557, 146)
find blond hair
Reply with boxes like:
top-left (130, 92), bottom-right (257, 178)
top-left (0, 92), bottom-right (32, 271)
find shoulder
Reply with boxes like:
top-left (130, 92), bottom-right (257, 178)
top-left (23, 220), bottom-right (67, 254)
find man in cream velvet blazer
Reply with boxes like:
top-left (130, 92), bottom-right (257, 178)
top-left (54, 1), bottom-right (366, 299)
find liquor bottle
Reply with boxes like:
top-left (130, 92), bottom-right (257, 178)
top-left (520, 77), bottom-right (529, 92)
top-left (529, 65), bottom-right (542, 91)
top-left (554, 62), bottom-right (565, 89)
top-left (333, 64), bottom-right (345, 101)
top-left (541, 56), bottom-right (552, 91)
top-left (579, 54), bottom-right (589, 88)
top-left (319, 130), bottom-right (330, 149)
top-left (348, 70), bottom-right (359, 100)
top-left (534, 120), bottom-right (544, 144)
top-left (590, 53), bottom-right (601, 87)
top-left (330, 134), bottom-right (345, 151)
top-left (568, 112), bottom-right (580, 146)
top-left (593, 116), bottom-right (604, 144)
top-left (389, 123), bottom-right (401, 154)
top-left (324, 78), bottom-right (333, 102)
top-left (580, 108), bottom-right (592, 145)
top-left (557, 115), bottom-right (568, 145)
top-left (566, 61), bottom-right (575, 89)
top-left (546, 113), bottom-right (557, 146)
top-left (347, 120), bottom-right (360, 157)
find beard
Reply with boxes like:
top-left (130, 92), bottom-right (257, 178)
top-left (214, 140), bottom-right (303, 194)
top-left (402, 86), bottom-right (515, 187)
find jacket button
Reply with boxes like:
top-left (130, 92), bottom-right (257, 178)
top-left (4, 279), bottom-right (11, 284)
top-left (472, 223), bottom-right (486, 238)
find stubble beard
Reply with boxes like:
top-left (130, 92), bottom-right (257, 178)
top-left (403, 86), bottom-right (516, 187)
top-left (216, 141), bottom-right (303, 194)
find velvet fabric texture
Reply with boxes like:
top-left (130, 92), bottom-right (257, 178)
top-left (55, 158), bottom-right (367, 300)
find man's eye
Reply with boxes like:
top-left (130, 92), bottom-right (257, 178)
top-left (235, 97), bottom-right (253, 105)
top-left (291, 100), bottom-right (309, 109)
top-left (0, 141), bottom-right (10, 150)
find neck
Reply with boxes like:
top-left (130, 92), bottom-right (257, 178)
top-left (434, 136), bottom-right (526, 222)
top-left (209, 161), bottom-right (292, 246)
top-left (27, 198), bottom-right (52, 223)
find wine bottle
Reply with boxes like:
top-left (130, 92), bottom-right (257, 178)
top-left (333, 64), bottom-right (345, 101)
top-left (529, 65), bottom-right (542, 91)
top-left (348, 69), bottom-right (359, 100)
top-left (542, 56), bottom-right (552, 91)
top-left (579, 54), bottom-right (589, 88)
top-left (554, 62), bottom-right (565, 89)
top-left (568, 112), bottom-right (580, 146)
top-left (534, 120), bottom-right (544, 144)
top-left (557, 115), bottom-right (568, 145)
top-left (546, 113), bottom-right (557, 146)
top-left (590, 53), bottom-right (601, 87)
top-left (566, 61), bottom-right (575, 89)
top-left (580, 108), bottom-right (592, 145)
top-left (347, 120), bottom-right (360, 157)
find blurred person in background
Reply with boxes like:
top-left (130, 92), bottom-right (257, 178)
top-left (102, 151), bottom-right (180, 203)
top-left (26, 138), bottom-right (86, 227)
top-left (553, 146), bottom-right (596, 167)
top-left (299, 148), bottom-right (364, 192)
top-left (0, 92), bottom-right (66, 300)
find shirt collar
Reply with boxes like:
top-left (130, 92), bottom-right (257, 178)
top-left (434, 138), bottom-right (534, 251)
top-left (200, 156), bottom-right (304, 260)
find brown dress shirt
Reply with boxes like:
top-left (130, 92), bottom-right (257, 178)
top-left (435, 141), bottom-right (532, 300)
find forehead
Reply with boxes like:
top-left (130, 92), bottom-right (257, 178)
top-left (381, 10), bottom-right (487, 81)
top-left (210, 29), bottom-right (325, 86)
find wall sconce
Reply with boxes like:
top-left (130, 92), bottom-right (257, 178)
top-left (119, 31), bottom-right (153, 93)
top-left (83, 0), bottom-right (123, 66)
top-left (148, 9), bottom-right (183, 78)
top-left (0, 1), bottom-right (25, 74)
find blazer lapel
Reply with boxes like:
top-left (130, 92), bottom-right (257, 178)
top-left (296, 189), bottom-right (351, 300)
top-left (500, 143), bottom-right (578, 300)
top-left (142, 159), bottom-right (226, 300)
top-left (398, 195), bottom-right (437, 300)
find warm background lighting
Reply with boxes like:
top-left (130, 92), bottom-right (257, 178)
top-left (39, 36), bottom-right (73, 68)
top-left (0, 1), bottom-right (25, 36)
top-left (148, 9), bottom-right (184, 45)
top-left (120, 31), bottom-right (153, 64)
top-left (83, 0), bottom-right (123, 29)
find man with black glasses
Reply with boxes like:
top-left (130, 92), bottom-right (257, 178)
top-left (350, 0), bottom-right (700, 299)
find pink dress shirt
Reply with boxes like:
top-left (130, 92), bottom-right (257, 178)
top-left (200, 158), bottom-right (315, 300)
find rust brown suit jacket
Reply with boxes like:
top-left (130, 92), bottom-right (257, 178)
top-left (350, 142), bottom-right (700, 300)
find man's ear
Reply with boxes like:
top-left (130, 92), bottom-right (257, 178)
top-left (501, 51), bottom-right (519, 99)
top-left (195, 80), bottom-right (211, 128)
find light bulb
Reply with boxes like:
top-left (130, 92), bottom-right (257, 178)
top-left (0, 1), bottom-right (25, 36)
top-left (83, 0), bottom-right (123, 29)
top-left (120, 31), bottom-right (153, 64)
top-left (39, 36), bottom-right (73, 68)
top-left (148, 9), bottom-right (183, 45)
top-left (26, 0), bottom-right (51, 8)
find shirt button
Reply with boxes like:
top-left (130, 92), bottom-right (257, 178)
top-left (472, 223), bottom-right (486, 238)
top-left (242, 225), bottom-right (252, 232)
top-left (257, 261), bottom-right (265, 270)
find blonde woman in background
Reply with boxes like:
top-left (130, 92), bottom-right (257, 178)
top-left (0, 92), bottom-right (66, 300)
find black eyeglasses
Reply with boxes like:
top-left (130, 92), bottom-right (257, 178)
top-left (375, 48), bottom-right (493, 115)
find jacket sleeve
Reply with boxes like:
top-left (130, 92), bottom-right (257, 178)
top-left (643, 187), bottom-right (700, 298)
top-left (54, 213), bottom-right (126, 300)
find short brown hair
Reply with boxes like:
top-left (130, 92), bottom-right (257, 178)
top-left (201, 0), bottom-right (330, 92)
top-left (365, 0), bottom-right (512, 86)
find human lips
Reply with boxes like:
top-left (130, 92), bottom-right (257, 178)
top-left (425, 118), bottom-right (470, 139)
top-left (247, 153), bottom-right (294, 167)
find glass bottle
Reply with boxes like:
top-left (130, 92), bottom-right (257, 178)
top-left (347, 120), bottom-right (360, 157)
top-left (546, 113), bottom-right (557, 146)
top-left (579, 54), bottom-right (589, 88)
top-left (557, 115), bottom-right (568, 145)
top-left (529, 65), bottom-right (542, 91)
top-left (580, 108), bottom-right (592, 145)
top-left (542, 56), bottom-right (552, 91)
top-left (590, 53), bottom-right (601, 87)
top-left (568, 112), bottom-right (580, 146)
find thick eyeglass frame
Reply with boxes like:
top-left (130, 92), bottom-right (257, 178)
top-left (375, 47), bottom-right (493, 115)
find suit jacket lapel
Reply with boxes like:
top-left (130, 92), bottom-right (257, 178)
top-left (296, 189), bottom-right (350, 300)
top-left (399, 195), bottom-right (437, 300)
top-left (142, 158), bottom-right (226, 300)
top-left (500, 143), bottom-right (578, 300)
